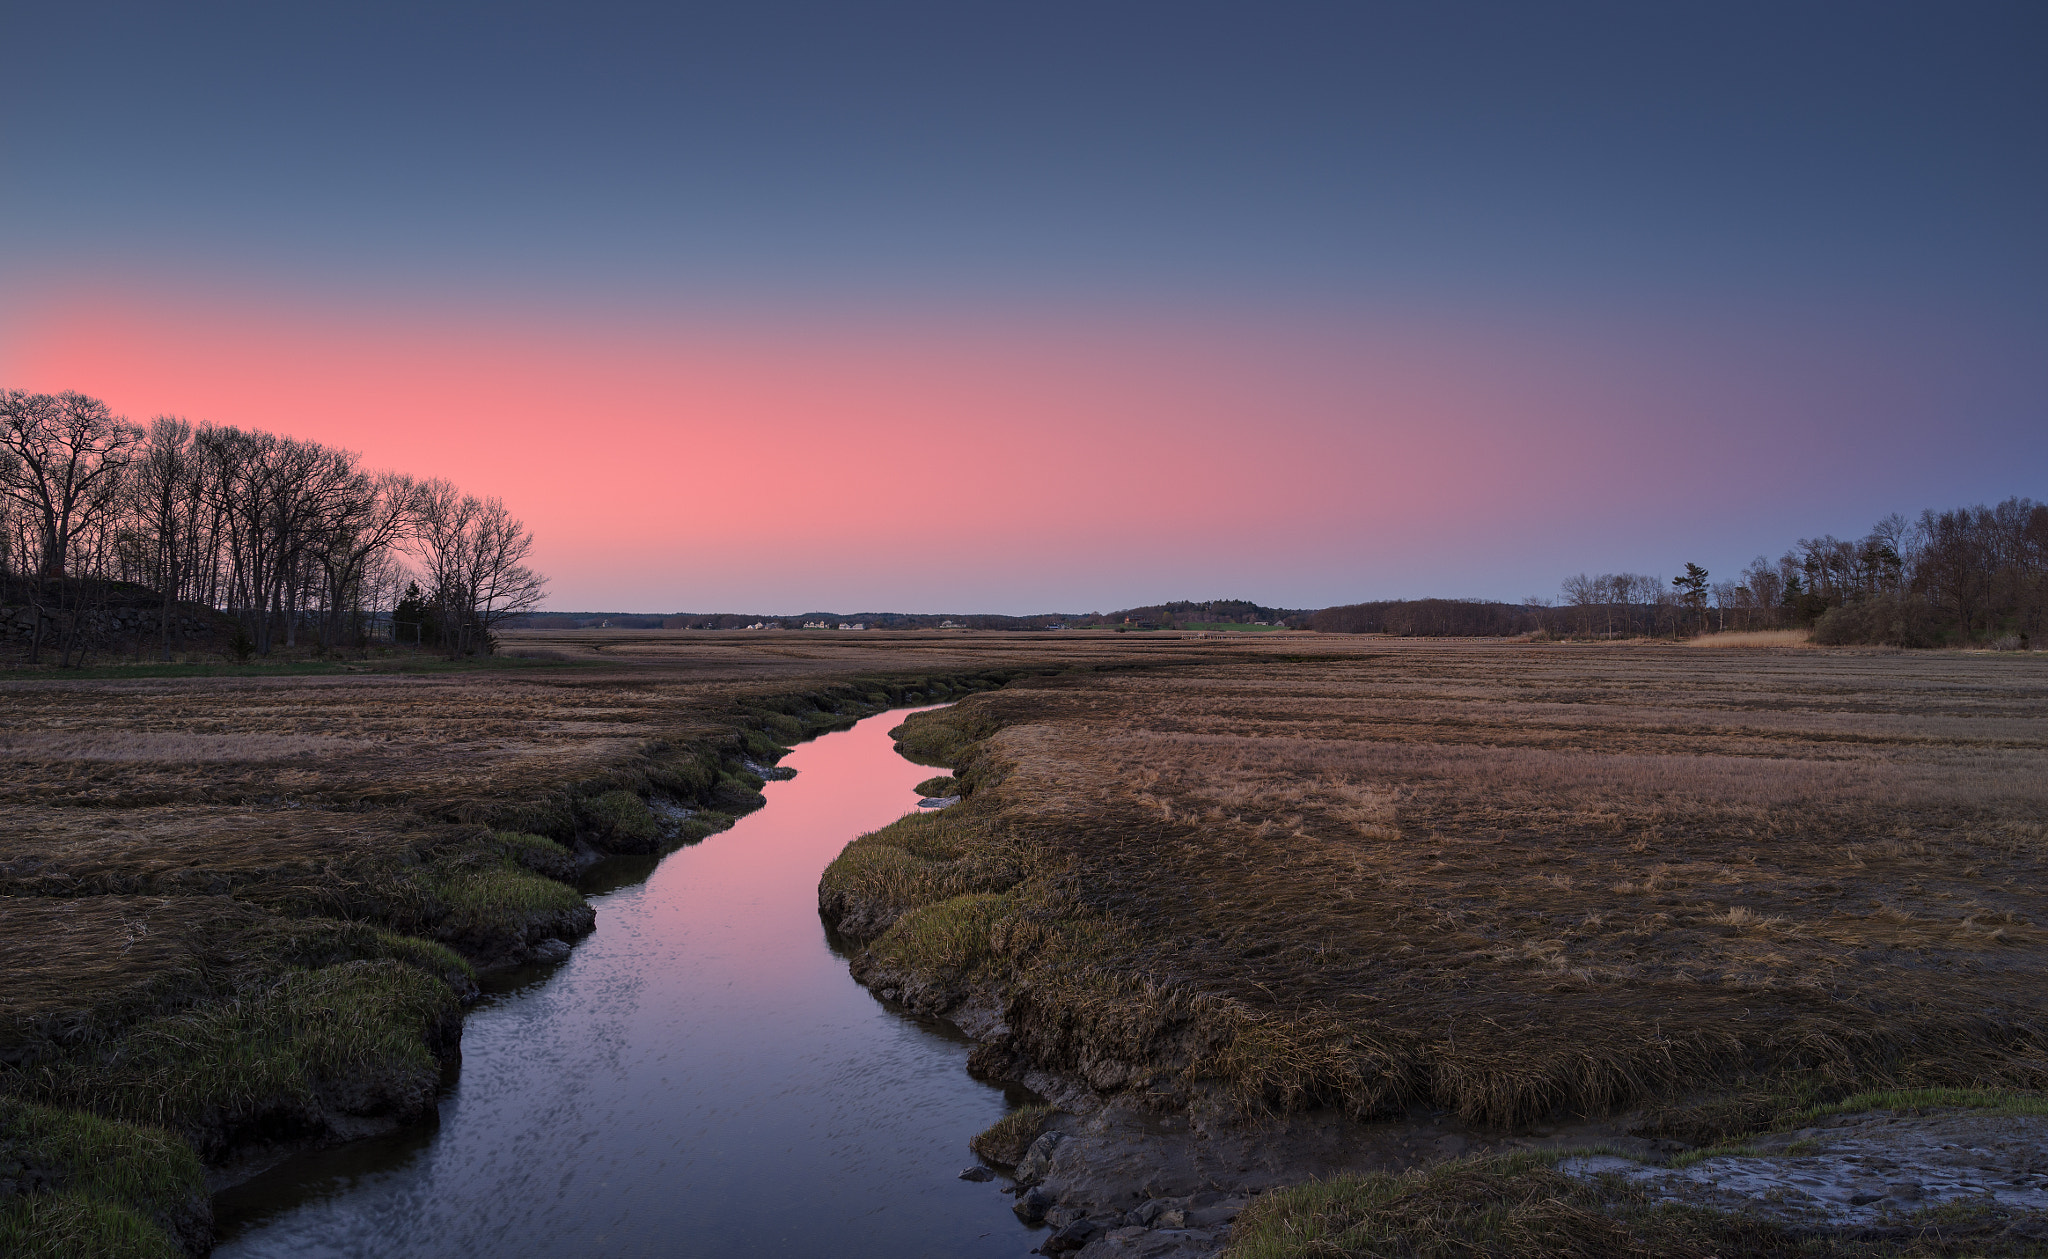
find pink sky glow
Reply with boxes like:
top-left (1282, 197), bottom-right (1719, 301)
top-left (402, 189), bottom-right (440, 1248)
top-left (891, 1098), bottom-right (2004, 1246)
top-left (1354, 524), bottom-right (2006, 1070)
top-left (0, 286), bottom-right (2017, 613)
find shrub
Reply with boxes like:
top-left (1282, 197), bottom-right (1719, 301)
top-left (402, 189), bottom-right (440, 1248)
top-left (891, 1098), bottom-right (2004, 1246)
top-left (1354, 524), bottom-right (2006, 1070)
top-left (1810, 596), bottom-right (1944, 647)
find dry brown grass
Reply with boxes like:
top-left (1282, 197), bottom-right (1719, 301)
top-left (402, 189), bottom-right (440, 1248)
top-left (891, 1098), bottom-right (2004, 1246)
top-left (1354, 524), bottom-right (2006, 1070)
top-left (827, 640), bottom-right (2048, 1130)
top-left (1687, 629), bottom-right (1814, 648)
top-left (0, 626), bottom-right (1203, 1244)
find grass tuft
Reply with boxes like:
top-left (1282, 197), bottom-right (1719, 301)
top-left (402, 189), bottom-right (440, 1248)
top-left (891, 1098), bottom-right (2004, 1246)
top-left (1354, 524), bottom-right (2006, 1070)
top-left (969, 1103), bottom-right (1055, 1166)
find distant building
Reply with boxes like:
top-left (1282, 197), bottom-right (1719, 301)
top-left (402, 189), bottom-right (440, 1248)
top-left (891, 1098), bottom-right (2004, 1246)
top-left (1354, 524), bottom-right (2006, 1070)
top-left (938, 620), bottom-right (964, 630)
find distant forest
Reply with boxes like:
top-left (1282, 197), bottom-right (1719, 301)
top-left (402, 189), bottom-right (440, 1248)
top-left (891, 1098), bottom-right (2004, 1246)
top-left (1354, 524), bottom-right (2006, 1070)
top-left (1309, 497), bottom-right (2045, 648)
top-left (513, 497), bottom-right (2047, 651)
top-left (12, 388), bottom-right (2029, 668)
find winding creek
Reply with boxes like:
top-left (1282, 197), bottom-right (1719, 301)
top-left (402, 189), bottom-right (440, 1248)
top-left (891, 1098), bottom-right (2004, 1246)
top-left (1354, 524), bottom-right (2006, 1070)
top-left (213, 708), bottom-right (1040, 1258)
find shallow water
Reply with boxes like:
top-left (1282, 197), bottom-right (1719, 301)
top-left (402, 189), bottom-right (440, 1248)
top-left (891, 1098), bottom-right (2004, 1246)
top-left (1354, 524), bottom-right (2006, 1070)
top-left (213, 709), bottom-right (1037, 1258)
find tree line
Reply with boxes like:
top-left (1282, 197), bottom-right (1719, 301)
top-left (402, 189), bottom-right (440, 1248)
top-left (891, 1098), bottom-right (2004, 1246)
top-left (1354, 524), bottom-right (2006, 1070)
top-left (1537, 498), bottom-right (2045, 647)
top-left (0, 389), bottom-right (547, 666)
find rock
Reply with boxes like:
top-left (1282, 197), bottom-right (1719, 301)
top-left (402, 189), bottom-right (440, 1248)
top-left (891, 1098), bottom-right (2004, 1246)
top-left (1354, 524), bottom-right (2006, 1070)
top-left (1155, 1209), bottom-right (1187, 1229)
top-left (533, 938), bottom-right (573, 963)
top-left (1130, 1200), bottom-right (1166, 1226)
top-left (1042, 1218), bottom-right (1102, 1253)
top-left (1015, 1185), bottom-right (1056, 1224)
top-left (1017, 1131), bottom-right (1065, 1185)
top-left (1187, 1201), bottom-right (1243, 1227)
top-left (960, 1165), bottom-right (995, 1182)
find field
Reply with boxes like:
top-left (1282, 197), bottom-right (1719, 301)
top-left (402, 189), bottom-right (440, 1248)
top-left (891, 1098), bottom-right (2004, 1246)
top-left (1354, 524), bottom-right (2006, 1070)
top-left (0, 628), bottom-right (1194, 1256)
top-left (821, 638), bottom-right (2048, 1254)
top-left (7, 631), bottom-right (2046, 1256)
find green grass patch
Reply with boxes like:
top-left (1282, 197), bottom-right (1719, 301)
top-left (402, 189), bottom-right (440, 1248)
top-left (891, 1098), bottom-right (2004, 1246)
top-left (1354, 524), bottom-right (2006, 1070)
top-left (1784, 1087), bottom-right (2048, 1125)
top-left (7, 959), bottom-right (458, 1155)
top-left (1666, 1142), bottom-right (1760, 1169)
top-left (914, 775), bottom-right (959, 797)
top-left (372, 930), bottom-right (479, 991)
top-left (679, 810), bottom-right (736, 842)
top-left (970, 1103), bottom-right (1055, 1166)
top-left (819, 809), bottom-right (1022, 938)
top-left (0, 1191), bottom-right (183, 1259)
top-left (428, 860), bottom-right (589, 942)
top-left (0, 1097), bottom-right (203, 1258)
top-left (579, 789), bottom-right (660, 848)
top-left (868, 893), bottom-right (1013, 979)
top-left (490, 829), bottom-right (577, 879)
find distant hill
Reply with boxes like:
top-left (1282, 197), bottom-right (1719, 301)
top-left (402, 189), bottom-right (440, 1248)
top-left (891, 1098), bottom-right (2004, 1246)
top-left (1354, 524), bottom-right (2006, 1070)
top-left (503, 610), bottom-right (1083, 631)
top-left (506, 597), bottom-right (1535, 635)
top-left (1083, 598), bottom-right (1309, 629)
top-left (1307, 598), bottom-right (1535, 636)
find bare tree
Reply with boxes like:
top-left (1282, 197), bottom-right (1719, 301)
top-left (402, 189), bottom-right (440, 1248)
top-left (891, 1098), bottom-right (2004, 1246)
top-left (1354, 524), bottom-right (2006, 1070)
top-left (0, 392), bottom-right (144, 578)
top-left (310, 471), bottom-right (422, 651)
top-left (460, 496), bottom-right (548, 651)
top-left (412, 485), bottom-right (548, 657)
top-left (131, 418), bottom-right (201, 660)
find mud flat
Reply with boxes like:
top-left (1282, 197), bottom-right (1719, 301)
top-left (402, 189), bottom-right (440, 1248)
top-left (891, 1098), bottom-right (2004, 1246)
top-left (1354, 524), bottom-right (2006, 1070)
top-left (821, 640), bottom-right (2048, 1256)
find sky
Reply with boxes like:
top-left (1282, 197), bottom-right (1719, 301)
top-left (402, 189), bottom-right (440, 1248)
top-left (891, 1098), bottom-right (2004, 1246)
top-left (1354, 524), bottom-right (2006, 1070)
top-left (3, 1), bottom-right (2043, 613)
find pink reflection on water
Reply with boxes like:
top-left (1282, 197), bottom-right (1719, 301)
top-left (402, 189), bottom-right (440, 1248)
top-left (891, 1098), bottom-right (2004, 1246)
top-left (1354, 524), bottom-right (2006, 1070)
top-left (637, 707), bottom-right (943, 987)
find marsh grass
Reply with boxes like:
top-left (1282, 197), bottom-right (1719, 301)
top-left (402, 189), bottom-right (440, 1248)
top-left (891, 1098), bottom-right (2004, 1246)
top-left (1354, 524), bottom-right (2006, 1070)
top-left (425, 859), bottom-right (592, 949)
top-left (578, 789), bottom-right (660, 850)
top-left (0, 1097), bottom-right (204, 1259)
top-left (489, 829), bottom-right (577, 880)
top-left (828, 643), bottom-right (2048, 1131)
top-left (820, 809), bottom-right (1022, 938)
top-left (969, 1102), bottom-right (1055, 1166)
top-left (6, 959), bottom-right (458, 1156)
top-left (0, 632), bottom-right (1168, 1194)
top-left (0, 1191), bottom-right (184, 1259)
top-left (866, 893), bottom-right (1013, 979)
top-left (1785, 1087), bottom-right (2048, 1125)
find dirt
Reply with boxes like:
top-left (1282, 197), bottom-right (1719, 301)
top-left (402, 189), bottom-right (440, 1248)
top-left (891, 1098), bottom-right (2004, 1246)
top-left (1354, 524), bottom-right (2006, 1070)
top-left (1561, 1108), bottom-right (2048, 1230)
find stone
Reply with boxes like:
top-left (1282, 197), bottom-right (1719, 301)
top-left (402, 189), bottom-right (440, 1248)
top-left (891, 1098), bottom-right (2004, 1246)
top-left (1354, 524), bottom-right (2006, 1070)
top-left (1155, 1209), bottom-right (1187, 1229)
top-left (532, 938), bottom-right (573, 963)
top-left (1042, 1218), bottom-right (1101, 1253)
top-left (1187, 1201), bottom-right (1242, 1227)
top-left (1016, 1131), bottom-right (1065, 1185)
top-left (1014, 1185), bottom-right (1055, 1224)
top-left (959, 1165), bottom-right (995, 1182)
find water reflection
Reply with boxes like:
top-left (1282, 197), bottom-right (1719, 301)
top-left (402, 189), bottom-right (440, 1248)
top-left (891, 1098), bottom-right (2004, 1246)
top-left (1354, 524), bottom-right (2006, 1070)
top-left (214, 709), bottom-right (1036, 1259)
